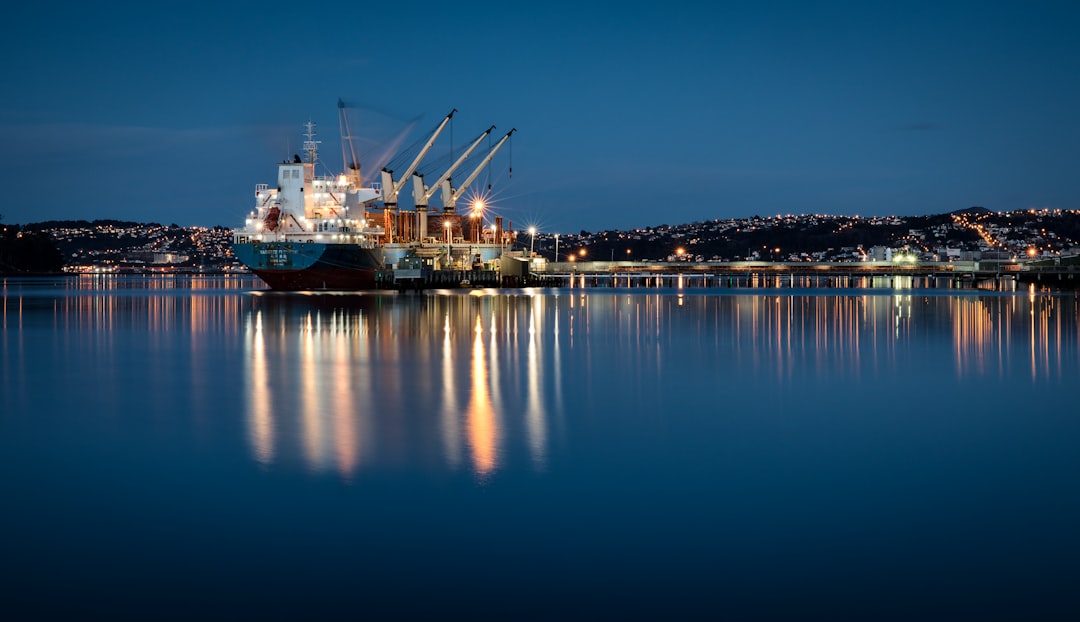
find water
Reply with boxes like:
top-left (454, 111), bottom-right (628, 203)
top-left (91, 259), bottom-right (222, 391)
top-left (3, 276), bottom-right (1079, 619)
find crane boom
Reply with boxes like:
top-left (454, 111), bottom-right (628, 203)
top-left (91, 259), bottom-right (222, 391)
top-left (440, 128), bottom-right (516, 211)
top-left (337, 99), bottom-right (362, 186)
top-left (380, 108), bottom-right (456, 207)
top-left (411, 125), bottom-right (495, 209)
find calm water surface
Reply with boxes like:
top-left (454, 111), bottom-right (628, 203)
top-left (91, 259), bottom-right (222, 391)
top-left (3, 276), bottom-right (1079, 619)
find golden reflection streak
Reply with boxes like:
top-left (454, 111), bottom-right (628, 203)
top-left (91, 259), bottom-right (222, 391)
top-left (332, 311), bottom-right (360, 479)
top-left (467, 314), bottom-right (499, 476)
top-left (525, 298), bottom-right (547, 468)
top-left (300, 312), bottom-right (325, 473)
top-left (247, 311), bottom-right (274, 465)
top-left (485, 305), bottom-right (508, 455)
top-left (441, 313), bottom-right (462, 468)
top-left (1029, 287), bottom-right (1037, 382)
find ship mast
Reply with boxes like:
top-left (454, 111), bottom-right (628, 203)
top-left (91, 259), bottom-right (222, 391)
top-left (302, 120), bottom-right (320, 165)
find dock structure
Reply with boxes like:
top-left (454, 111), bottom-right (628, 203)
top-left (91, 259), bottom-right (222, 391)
top-left (379, 256), bottom-right (1079, 290)
top-left (529, 259), bottom-right (1080, 289)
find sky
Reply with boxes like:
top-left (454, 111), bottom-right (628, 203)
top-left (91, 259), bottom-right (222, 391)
top-left (2, 0), bottom-right (1079, 234)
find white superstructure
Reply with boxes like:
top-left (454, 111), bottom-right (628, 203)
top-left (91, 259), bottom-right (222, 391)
top-left (233, 121), bottom-right (385, 247)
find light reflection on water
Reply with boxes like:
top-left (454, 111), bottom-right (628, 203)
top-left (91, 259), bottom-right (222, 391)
top-left (3, 278), bottom-right (1078, 482)
top-left (227, 288), bottom-right (1080, 479)
top-left (240, 292), bottom-right (568, 479)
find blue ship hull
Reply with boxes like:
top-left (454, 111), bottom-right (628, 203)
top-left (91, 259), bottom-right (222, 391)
top-left (232, 241), bottom-right (386, 290)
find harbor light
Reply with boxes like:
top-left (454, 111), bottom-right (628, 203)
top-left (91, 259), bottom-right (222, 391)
top-left (528, 226), bottom-right (536, 256)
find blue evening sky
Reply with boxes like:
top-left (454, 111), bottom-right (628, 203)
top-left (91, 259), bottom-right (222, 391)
top-left (2, 0), bottom-right (1078, 234)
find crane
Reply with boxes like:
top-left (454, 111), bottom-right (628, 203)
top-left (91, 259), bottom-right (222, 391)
top-left (411, 125), bottom-right (495, 211)
top-left (378, 108), bottom-right (455, 243)
top-left (439, 128), bottom-right (516, 213)
top-left (379, 108), bottom-right (456, 210)
top-left (410, 125), bottom-right (495, 241)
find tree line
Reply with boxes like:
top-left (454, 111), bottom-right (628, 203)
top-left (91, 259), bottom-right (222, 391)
top-left (0, 213), bottom-right (65, 274)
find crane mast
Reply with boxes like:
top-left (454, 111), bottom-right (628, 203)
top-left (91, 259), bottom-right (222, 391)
top-left (440, 128), bottom-right (516, 212)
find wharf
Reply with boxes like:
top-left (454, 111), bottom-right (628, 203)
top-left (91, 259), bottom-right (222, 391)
top-left (534, 259), bottom-right (1080, 289)
top-left (378, 269), bottom-right (561, 290)
top-left (377, 258), bottom-right (1080, 290)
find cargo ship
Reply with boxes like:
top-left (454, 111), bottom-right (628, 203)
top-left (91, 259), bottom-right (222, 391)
top-left (232, 104), bottom-right (519, 290)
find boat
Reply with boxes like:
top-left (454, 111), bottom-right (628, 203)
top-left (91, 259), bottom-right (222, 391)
top-left (232, 104), bottom-right (521, 291)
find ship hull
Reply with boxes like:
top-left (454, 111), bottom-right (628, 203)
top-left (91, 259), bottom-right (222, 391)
top-left (233, 241), bottom-right (386, 290)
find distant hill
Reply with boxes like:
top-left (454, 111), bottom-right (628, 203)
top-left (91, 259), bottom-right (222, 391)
top-left (22, 219), bottom-right (162, 231)
top-left (949, 206), bottom-right (992, 216)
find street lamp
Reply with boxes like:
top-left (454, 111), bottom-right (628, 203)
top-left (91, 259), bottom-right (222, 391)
top-left (443, 220), bottom-right (453, 266)
top-left (528, 226), bottom-right (536, 256)
top-left (554, 233), bottom-right (559, 262)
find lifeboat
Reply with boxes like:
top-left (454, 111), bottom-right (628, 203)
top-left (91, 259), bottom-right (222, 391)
top-left (264, 206), bottom-right (281, 232)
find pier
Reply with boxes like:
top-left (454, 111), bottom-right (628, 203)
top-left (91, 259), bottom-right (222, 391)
top-left (382, 258), bottom-right (1079, 290)
top-left (534, 259), bottom-right (1079, 289)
